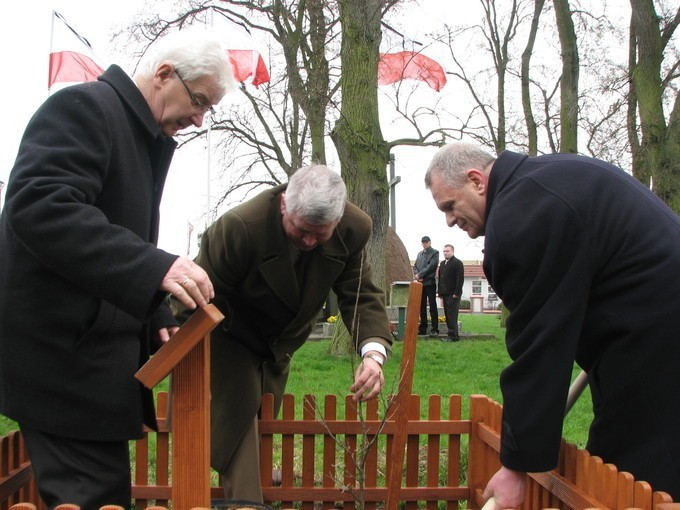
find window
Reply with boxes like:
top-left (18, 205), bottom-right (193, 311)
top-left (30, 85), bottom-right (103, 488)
top-left (472, 280), bottom-right (482, 294)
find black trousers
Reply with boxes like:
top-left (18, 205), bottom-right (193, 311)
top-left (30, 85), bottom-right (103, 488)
top-left (19, 424), bottom-right (131, 510)
top-left (442, 295), bottom-right (461, 338)
top-left (419, 284), bottom-right (439, 332)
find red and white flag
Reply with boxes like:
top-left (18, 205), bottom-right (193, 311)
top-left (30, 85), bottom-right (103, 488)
top-left (378, 51), bottom-right (447, 92)
top-left (49, 11), bottom-right (105, 91)
top-left (227, 49), bottom-right (270, 87)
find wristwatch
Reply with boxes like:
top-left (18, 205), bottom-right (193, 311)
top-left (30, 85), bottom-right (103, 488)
top-left (364, 353), bottom-right (385, 366)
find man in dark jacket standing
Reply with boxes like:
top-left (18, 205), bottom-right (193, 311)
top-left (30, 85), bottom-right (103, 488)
top-left (414, 236), bottom-right (440, 336)
top-left (0, 30), bottom-right (234, 509)
top-left (425, 142), bottom-right (680, 506)
top-left (437, 244), bottom-right (464, 341)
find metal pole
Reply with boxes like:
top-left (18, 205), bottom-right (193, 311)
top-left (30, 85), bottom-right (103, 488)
top-left (565, 369), bottom-right (589, 415)
top-left (388, 153), bottom-right (401, 231)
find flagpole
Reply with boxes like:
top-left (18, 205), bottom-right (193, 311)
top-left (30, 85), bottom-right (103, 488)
top-left (205, 7), bottom-right (215, 230)
top-left (48, 11), bottom-right (56, 97)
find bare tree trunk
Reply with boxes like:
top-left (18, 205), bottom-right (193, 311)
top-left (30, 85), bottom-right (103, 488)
top-left (629, 0), bottom-right (680, 211)
top-left (331, 0), bottom-right (390, 289)
top-left (481, 0), bottom-right (519, 152)
top-left (522, 0), bottom-right (546, 155)
top-left (272, 0), bottom-right (331, 167)
top-left (554, 0), bottom-right (579, 153)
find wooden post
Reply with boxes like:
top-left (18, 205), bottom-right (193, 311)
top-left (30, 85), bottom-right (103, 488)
top-left (136, 304), bottom-right (224, 510)
top-left (385, 281), bottom-right (422, 510)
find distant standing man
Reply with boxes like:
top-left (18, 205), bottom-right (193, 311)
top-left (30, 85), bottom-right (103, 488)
top-left (425, 141), bottom-right (680, 506)
top-left (0, 30), bottom-right (234, 508)
top-left (438, 244), bottom-right (464, 341)
top-left (414, 236), bottom-right (439, 336)
top-left (172, 164), bottom-right (392, 503)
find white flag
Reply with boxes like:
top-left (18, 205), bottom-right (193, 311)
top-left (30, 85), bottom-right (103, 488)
top-left (49, 11), bottom-right (105, 91)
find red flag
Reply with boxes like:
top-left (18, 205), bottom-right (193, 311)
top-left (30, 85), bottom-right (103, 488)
top-left (49, 11), bottom-right (105, 90)
top-left (378, 51), bottom-right (447, 91)
top-left (227, 49), bottom-right (270, 87)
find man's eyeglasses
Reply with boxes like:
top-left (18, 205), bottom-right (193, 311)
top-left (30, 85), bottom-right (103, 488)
top-left (175, 69), bottom-right (215, 115)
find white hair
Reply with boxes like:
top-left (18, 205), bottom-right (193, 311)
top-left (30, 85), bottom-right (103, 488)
top-left (285, 165), bottom-right (347, 224)
top-left (135, 29), bottom-right (236, 97)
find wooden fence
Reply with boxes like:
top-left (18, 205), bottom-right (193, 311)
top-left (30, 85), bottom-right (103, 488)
top-left (2, 392), bottom-right (679, 510)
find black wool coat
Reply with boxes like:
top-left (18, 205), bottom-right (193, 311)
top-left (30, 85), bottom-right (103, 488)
top-left (0, 66), bottom-right (178, 441)
top-left (437, 256), bottom-right (464, 297)
top-left (483, 150), bottom-right (680, 498)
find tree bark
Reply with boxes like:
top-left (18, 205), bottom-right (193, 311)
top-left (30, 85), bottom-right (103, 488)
top-left (554, 0), bottom-right (579, 153)
top-left (629, 0), bottom-right (680, 211)
top-left (331, 0), bottom-right (390, 290)
top-left (521, 0), bottom-right (546, 155)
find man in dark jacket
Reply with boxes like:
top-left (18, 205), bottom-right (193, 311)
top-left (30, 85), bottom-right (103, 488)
top-left (0, 30), bottom-right (234, 509)
top-left (413, 236), bottom-right (440, 336)
top-left (425, 142), bottom-right (680, 506)
top-left (437, 244), bottom-right (464, 341)
top-left (172, 164), bottom-right (392, 503)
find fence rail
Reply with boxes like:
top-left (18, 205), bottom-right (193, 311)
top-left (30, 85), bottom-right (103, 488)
top-left (2, 392), bottom-right (679, 510)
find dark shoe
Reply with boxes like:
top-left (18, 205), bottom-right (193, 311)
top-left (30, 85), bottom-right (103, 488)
top-left (418, 329), bottom-right (427, 335)
top-left (447, 335), bottom-right (460, 342)
top-left (429, 330), bottom-right (439, 338)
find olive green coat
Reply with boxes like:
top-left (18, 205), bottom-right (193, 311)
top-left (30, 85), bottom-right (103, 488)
top-left (177, 185), bottom-right (391, 473)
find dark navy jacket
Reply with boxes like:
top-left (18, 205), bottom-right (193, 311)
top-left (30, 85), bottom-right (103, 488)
top-left (484, 150), bottom-right (680, 497)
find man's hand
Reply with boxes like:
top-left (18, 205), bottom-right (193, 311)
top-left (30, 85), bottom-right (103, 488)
top-left (161, 257), bottom-right (214, 310)
top-left (155, 326), bottom-right (180, 346)
top-left (482, 466), bottom-right (526, 509)
top-left (350, 353), bottom-right (385, 402)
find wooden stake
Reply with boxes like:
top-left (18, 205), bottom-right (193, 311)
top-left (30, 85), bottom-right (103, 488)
top-left (384, 281), bottom-right (422, 510)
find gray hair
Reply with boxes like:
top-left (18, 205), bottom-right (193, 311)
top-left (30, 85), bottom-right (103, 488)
top-left (285, 165), bottom-right (347, 224)
top-left (425, 142), bottom-right (496, 189)
top-left (135, 29), bottom-right (236, 97)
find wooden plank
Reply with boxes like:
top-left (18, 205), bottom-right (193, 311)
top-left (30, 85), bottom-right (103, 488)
top-left (405, 395), bottom-right (420, 510)
top-left (281, 394), bottom-right (295, 509)
top-left (258, 419), bottom-right (471, 435)
top-left (259, 393), bottom-right (275, 494)
top-left (633, 481), bottom-right (653, 510)
top-left (322, 395), bottom-right (337, 510)
top-left (171, 337), bottom-right (211, 510)
top-left (529, 470), bottom-right (612, 509)
top-left (262, 486), bottom-right (470, 501)
top-left (382, 281), bottom-right (422, 510)
top-left (447, 395), bottom-right (462, 510)
top-left (343, 396), bottom-right (358, 510)
top-left (154, 393), bottom-right (170, 509)
top-left (0, 464), bottom-right (33, 503)
top-left (426, 395), bottom-right (441, 510)
top-left (301, 395), bottom-right (315, 510)
top-left (364, 398), bottom-right (379, 510)
top-left (135, 304), bottom-right (223, 388)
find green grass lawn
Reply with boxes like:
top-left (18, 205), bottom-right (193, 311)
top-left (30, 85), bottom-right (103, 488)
top-left (0, 313), bottom-right (593, 448)
top-left (287, 312), bottom-right (592, 448)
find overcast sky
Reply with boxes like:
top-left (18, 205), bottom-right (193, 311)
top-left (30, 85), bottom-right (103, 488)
top-left (0, 0), bottom-right (486, 263)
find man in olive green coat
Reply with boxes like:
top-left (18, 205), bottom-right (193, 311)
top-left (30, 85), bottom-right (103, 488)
top-left (173, 164), bottom-right (392, 502)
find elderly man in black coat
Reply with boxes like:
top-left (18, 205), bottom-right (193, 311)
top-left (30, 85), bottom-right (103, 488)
top-left (425, 142), bottom-right (680, 506)
top-left (0, 30), bottom-right (234, 508)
